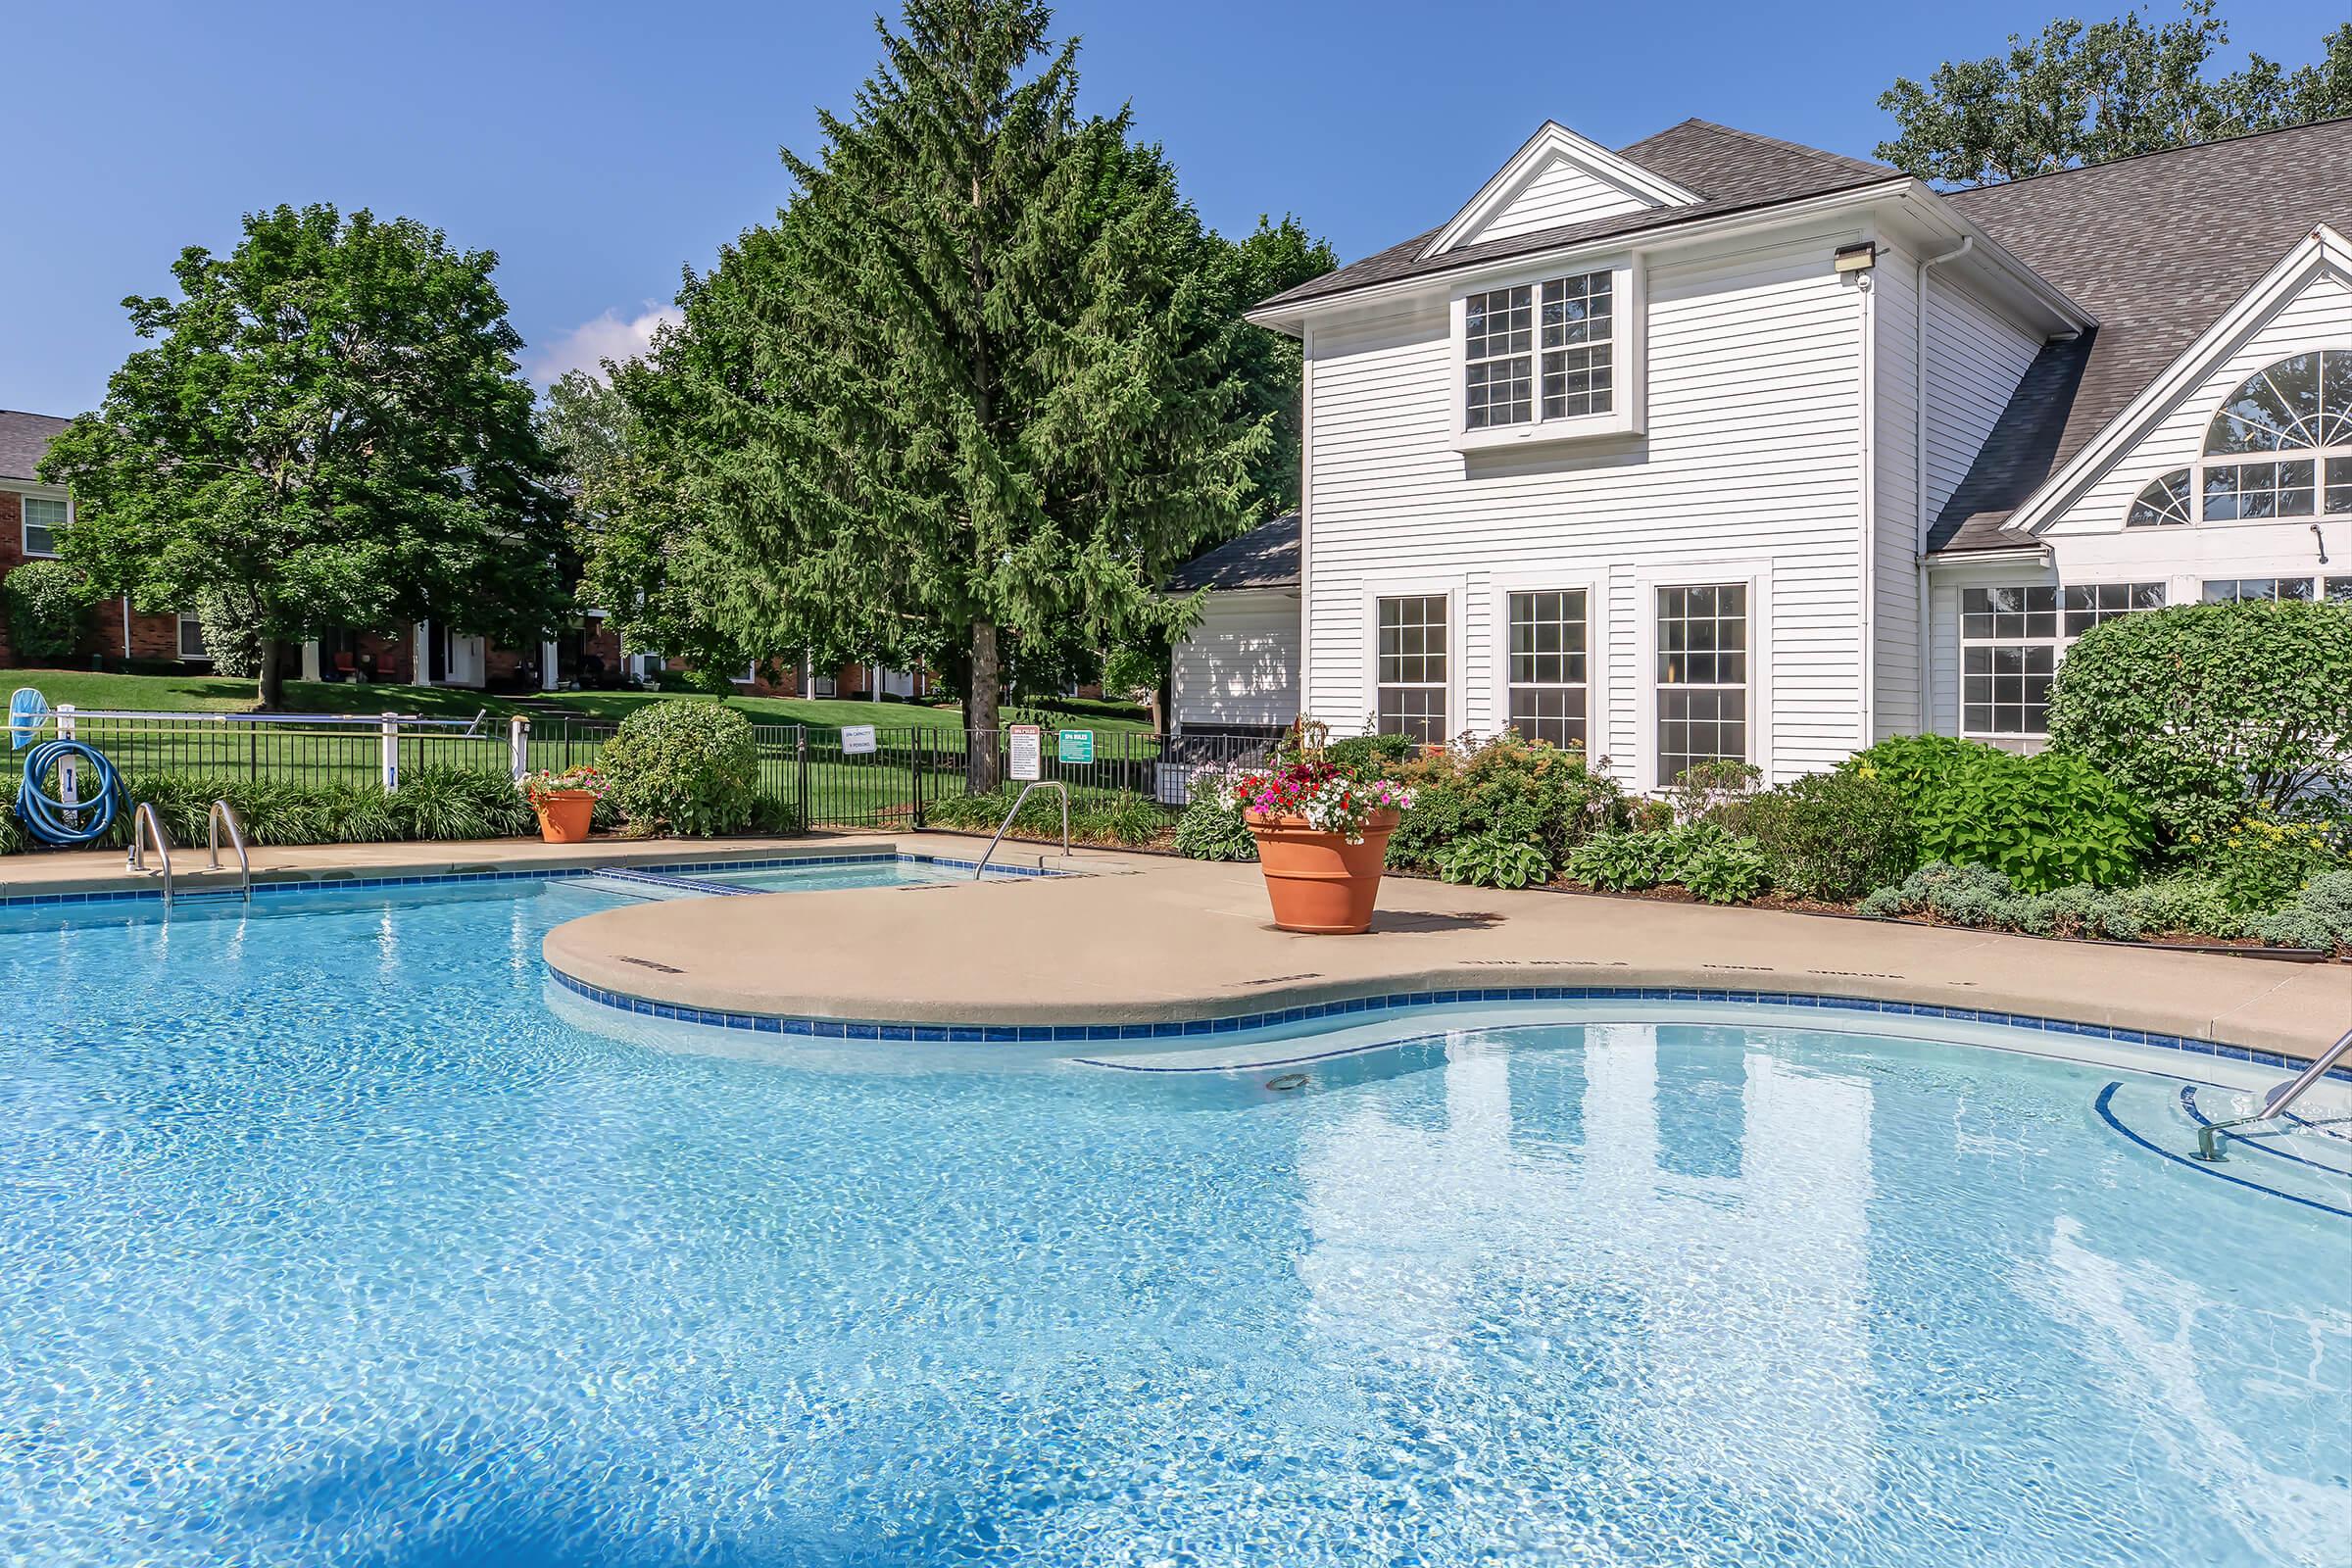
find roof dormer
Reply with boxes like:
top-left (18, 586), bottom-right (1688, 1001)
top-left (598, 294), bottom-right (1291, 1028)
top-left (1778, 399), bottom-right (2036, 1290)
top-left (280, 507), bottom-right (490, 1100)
top-left (1422, 122), bottom-right (1701, 259)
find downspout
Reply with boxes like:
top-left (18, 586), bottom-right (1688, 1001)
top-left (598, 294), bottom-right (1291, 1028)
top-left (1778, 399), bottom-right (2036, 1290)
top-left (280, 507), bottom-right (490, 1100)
top-left (1857, 250), bottom-right (1878, 752)
top-left (121, 596), bottom-right (131, 662)
top-left (1915, 237), bottom-right (1973, 737)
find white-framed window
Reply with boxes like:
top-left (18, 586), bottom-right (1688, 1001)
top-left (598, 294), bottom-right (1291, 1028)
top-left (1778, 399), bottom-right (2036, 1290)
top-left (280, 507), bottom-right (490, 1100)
top-left (2203, 576), bottom-right (2352, 604)
top-left (1464, 270), bottom-right (1613, 431)
top-left (2126, 469), bottom-right (2192, 527)
top-left (1504, 589), bottom-right (1588, 749)
top-left (2193, 350), bottom-right (2352, 521)
top-left (1376, 594), bottom-right (1449, 745)
top-left (1654, 583), bottom-right (1747, 786)
top-left (19, 495), bottom-right (67, 557)
top-left (1961, 582), bottom-right (2166, 736)
top-left (175, 612), bottom-right (209, 662)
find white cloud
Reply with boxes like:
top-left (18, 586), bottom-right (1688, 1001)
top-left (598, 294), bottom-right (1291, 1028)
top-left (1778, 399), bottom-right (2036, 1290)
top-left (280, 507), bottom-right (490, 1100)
top-left (524, 303), bottom-right (682, 384)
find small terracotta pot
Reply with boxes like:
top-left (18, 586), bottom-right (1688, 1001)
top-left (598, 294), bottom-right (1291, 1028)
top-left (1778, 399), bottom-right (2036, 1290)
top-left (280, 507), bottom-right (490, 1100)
top-left (1245, 808), bottom-right (1399, 935)
top-left (532, 790), bottom-right (597, 844)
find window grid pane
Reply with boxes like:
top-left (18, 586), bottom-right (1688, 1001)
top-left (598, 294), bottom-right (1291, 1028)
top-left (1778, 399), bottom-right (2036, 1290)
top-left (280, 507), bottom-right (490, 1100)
top-left (1962, 582), bottom-right (2163, 736)
top-left (21, 496), bottom-right (66, 557)
top-left (1469, 270), bottom-right (1613, 429)
top-left (1506, 589), bottom-right (1588, 749)
top-left (1376, 595), bottom-right (1448, 745)
top-left (1464, 285), bottom-right (1533, 429)
top-left (1655, 584), bottom-right (1747, 785)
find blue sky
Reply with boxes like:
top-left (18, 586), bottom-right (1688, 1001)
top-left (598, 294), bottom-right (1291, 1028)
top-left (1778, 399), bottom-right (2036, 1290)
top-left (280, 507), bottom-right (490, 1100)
top-left (9, 0), bottom-right (2345, 416)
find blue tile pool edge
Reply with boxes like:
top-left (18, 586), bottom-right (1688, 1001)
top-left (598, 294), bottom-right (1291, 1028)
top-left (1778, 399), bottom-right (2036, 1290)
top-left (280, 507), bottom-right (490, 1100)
top-left (0, 850), bottom-right (1054, 909)
top-left (538, 963), bottom-right (2352, 1081)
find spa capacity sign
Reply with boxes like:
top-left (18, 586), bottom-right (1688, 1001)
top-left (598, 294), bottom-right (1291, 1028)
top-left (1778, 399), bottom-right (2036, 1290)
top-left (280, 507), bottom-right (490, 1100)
top-left (1007, 724), bottom-right (1044, 781)
top-left (1056, 729), bottom-right (1095, 765)
top-left (840, 724), bottom-right (877, 756)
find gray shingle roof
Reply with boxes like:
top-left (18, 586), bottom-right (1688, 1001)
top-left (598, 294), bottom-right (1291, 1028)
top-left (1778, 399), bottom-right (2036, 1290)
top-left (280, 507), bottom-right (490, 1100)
top-left (0, 410), bottom-right (72, 483)
top-left (1168, 514), bottom-right (1299, 592)
top-left (1930, 118), bottom-right (2352, 554)
top-left (1255, 121), bottom-right (1897, 314)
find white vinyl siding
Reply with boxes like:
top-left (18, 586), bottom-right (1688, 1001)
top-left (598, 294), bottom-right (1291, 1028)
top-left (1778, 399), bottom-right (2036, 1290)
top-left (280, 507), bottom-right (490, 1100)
top-left (1171, 590), bottom-right (1300, 729)
top-left (1922, 274), bottom-right (2043, 519)
top-left (1476, 157), bottom-right (1655, 243)
top-left (1303, 226), bottom-right (1866, 786)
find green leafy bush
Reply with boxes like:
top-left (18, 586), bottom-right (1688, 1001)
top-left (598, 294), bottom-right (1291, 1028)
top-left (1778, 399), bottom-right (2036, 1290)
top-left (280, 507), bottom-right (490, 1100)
top-left (748, 794), bottom-right (808, 836)
top-left (925, 787), bottom-right (1173, 848)
top-left (600, 701), bottom-right (759, 836)
top-left (1384, 734), bottom-right (1620, 871)
top-left (194, 593), bottom-right (262, 678)
top-left (1857, 861), bottom-right (2144, 940)
top-left (1435, 831), bottom-right (1553, 889)
top-left (2185, 811), bottom-right (2350, 915)
top-left (2243, 869), bottom-right (2352, 953)
top-left (79, 767), bottom-right (531, 853)
top-left (1322, 732), bottom-right (1417, 776)
top-left (2046, 600), bottom-right (2352, 843)
top-left (655, 665), bottom-right (743, 696)
top-left (1737, 772), bottom-right (1919, 903)
top-left (1173, 776), bottom-right (1257, 861)
top-left (1845, 735), bottom-right (2149, 893)
top-left (1664, 759), bottom-right (1761, 825)
top-left (2, 560), bottom-right (92, 662)
top-left (1562, 821), bottom-right (1769, 904)
top-left (2116, 875), bottom-right (2241, 940)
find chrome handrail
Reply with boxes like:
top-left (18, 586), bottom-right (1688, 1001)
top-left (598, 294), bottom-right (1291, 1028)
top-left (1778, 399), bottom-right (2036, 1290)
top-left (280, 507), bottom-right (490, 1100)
top-left (127, 802), bottom-right (173, 907)
top-left (208, 800), bottom-right (252, 902)
top-left (2195, 1027), bottom-right (2352, 1161)
top-left (974, 780), bottom-right (1070, 878)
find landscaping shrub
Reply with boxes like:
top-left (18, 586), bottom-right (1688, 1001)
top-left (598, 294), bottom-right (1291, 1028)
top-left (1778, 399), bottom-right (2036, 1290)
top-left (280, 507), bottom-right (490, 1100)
top-left (1664, 759), bottom-right (1761, 825)
top-left (1738, 772), bottom-right (1918, 903)
top-left (1435, 831), bottom-right (1552, 889)
top-left (1844, 735), bottom-right (2149, 893)
top-left (2184, 811), bottom-right (2350, 916)
top-left (2, 560), bottom-right (91, 662)
top-left (387, 767), bottom-right (533, 842)
top-left (926, 787), bottom-right (1173, 848)
top-left (2116, 875), bottom-right (2241, 941)
top-left (656, 666), bottom-right (743, 696)
top-left (1561, 821), bottom-right (1768, 903)
top-left (2243, 869), bottom-right (2352, 954)
top-left (1323, 732), bottom-right (1418, 776)
top-left (74, 766), bottom-right (531, 853)
top-left (194, 593), bottom-right (262, 678)
top-left (2046, 600), bottom-right (2352, 843)
top-left (1173, 775), bottom-right (1256, 861)
top-left (748, 794), bottom-right (808, 836)
top-left (1384, 734), bottom-right (1620, 871)
top-left (600, 700), bottom-right (759, 836)
top-left (1857, 861), bottom-right (2142, 941)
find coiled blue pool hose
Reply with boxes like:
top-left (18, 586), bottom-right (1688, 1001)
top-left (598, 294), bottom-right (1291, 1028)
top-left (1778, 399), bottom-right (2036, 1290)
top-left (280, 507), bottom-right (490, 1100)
top-left (15, 739), bottom-right (122, 846)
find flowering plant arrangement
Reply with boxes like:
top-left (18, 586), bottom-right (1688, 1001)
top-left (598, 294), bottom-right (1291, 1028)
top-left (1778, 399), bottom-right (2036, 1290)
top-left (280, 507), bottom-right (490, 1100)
top-left (518, 764), bottom-right (612, 805)
top-left (1225, 760), bottom-right (1413, 844)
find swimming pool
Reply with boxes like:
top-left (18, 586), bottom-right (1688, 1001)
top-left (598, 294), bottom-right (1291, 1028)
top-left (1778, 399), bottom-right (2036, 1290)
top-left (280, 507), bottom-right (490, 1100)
top-left (1, 878), bottom-right (2345, 1566)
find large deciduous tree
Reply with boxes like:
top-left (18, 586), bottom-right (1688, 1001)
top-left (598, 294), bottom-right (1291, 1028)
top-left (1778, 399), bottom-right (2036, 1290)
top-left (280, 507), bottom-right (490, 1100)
top-left (586, 0), bottom-right (1295, 787)
top-left (1877, 3), bottom-right (2352, 186)
top-left (39, 204), bottom-right (569, 706)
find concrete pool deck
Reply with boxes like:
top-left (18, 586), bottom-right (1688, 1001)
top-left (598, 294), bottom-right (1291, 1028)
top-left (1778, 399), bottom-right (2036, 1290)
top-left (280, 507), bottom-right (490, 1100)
top-left (0, 831), bottom-right (944, 902)
top-left (542, 836), bottom-right (2352, 1062)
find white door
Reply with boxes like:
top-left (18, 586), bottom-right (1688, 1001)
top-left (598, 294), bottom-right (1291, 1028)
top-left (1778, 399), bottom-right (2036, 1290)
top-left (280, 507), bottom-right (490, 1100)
top-left (447, 635), bottom-right (487, 689)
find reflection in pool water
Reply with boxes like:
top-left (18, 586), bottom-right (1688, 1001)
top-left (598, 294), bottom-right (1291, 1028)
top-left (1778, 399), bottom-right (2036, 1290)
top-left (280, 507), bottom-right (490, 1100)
top-left (0, 881), bottom-right (2344, 1566)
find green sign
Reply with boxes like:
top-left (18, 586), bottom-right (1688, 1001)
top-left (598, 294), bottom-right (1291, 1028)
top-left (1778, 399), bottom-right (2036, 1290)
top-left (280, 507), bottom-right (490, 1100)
top-left (1057, 729), bottom-right (1096, 764)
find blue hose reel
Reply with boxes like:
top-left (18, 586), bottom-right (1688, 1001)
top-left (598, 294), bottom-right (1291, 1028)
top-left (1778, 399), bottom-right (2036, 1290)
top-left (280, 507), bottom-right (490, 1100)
top-left (10, 689), bottom-right (123, 846)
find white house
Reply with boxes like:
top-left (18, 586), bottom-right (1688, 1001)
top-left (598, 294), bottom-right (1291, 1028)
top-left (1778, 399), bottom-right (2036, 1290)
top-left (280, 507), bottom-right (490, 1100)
top-left (1170, 117), bottom-right (2351, 789)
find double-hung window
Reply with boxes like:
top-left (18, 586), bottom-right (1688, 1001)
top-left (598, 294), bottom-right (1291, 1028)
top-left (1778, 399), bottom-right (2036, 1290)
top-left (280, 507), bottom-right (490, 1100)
top-left (1461, 268), bottom-right (1617, 437)
top-left (20, 495), bottom-right (66, 557)
top-left (1505, 590), bottom-right (1588, 749)
top-left (1961, 583), bottom-right (2165, 736)
top-left (1376, 595), bottom-right (1448, 745)
top-left (1655, 584), bottom-right (1747, 787)
top-left (175, 613), bottom-right (209, 662)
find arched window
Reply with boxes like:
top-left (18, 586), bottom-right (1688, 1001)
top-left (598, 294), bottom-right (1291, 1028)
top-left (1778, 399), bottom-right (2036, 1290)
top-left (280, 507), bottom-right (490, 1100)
top-left (2197, 350), bottom-right (2352, 520)
top-left (2126, 469), bottom-right (2192, 526)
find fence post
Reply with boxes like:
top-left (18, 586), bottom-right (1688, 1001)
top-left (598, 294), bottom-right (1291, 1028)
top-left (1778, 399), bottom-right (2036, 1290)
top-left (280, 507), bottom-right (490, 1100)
top-left (55, 705), bottom-right (78, 811)
top-left (795, 726), bottom-right (809, 830)
top-left (913, 728), bottom-right (927, 829)
top-left (380, 714), bottom-right (400, 793)
top-left (509, 715), bottom-right (530, 781)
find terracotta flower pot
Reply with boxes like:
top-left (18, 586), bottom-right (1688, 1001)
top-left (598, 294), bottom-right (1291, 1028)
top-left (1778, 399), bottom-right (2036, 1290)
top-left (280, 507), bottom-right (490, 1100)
top-left (532, 790), bottom-right (597, 844)
top-left (1246, 808), bottom-right (1399, 935)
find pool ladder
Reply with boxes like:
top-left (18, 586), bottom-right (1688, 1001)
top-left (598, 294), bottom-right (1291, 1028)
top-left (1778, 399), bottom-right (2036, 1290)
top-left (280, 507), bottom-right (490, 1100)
top-left (123, 800), bottom-right (251, 908)
top-left (209, 800), bottom-right (251, 903)
top-left (973, 780), bottom-right (1069, 879)
top-left (126, 802), bottom-right (173, 906)
top-left (2194, 1026), bottom-right (2352, 1161)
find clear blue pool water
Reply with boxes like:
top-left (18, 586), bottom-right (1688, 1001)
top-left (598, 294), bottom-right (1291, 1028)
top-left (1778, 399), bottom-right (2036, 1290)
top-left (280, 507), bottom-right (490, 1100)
top-left (1, 880), bottom-right (2346, 1567)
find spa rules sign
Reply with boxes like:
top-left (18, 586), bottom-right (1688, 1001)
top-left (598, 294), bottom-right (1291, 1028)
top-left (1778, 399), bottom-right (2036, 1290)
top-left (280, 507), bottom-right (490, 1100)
top-left (1008, 725), bottom-right (1043, 781)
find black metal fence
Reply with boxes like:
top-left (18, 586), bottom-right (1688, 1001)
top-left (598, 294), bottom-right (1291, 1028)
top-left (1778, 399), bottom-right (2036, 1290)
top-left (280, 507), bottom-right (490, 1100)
top-left (2, 710), bottom-right (1282, 832)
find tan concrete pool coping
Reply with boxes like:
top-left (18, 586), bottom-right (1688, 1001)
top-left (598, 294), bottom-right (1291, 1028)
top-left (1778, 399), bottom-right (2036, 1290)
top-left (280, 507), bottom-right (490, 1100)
top-left (0, 830), bottom-right (932, 901)
top-left (542, 834), bottom-right (2352, 1063)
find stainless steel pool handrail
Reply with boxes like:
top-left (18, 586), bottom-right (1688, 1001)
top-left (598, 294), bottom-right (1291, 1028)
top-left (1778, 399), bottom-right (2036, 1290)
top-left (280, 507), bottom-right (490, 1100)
top-left (208, 800), bottom-right (251, 902)
top-left (2194, 1026), bottom-right (2352, 1161)
top-left (974, 780), bottom-right (1069, 878)
top-left (127, 802), bottom-right (172, 906)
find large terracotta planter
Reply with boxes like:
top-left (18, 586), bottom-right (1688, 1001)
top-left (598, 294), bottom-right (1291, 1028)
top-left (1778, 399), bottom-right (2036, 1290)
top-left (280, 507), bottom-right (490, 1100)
top-left (532, 790), bottom-right (597, 844)
top-left (1246, 808), bottom-right (1399, 935)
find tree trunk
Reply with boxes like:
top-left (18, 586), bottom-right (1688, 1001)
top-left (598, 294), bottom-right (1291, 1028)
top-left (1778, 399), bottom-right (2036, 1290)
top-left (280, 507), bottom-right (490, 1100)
top-left (257, 635), bottom-right (286, 710)
top-left (965, 618), bottom-right (1002, 793)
